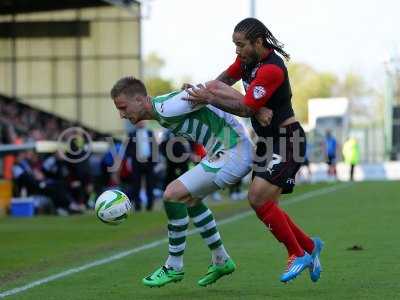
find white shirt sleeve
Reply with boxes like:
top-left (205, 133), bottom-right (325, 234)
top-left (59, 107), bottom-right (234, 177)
top-left (153, 90), bottom-right (205, 118)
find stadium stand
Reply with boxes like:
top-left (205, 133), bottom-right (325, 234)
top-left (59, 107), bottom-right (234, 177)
top-left (0, 93), bottom-right (111, 216)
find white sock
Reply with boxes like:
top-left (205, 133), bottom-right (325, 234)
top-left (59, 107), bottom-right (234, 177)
top-left (165, 255), bottom-right (183, 271)
top-left (212, 245), bottom-right (230, 265)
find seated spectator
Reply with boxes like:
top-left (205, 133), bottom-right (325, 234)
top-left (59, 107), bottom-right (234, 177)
top-left (1, 125), bottom-right (23, 180)
top-left (12, 151), bottom-right (77, 216)
top-left (63, 134), bottom-right (94, 209)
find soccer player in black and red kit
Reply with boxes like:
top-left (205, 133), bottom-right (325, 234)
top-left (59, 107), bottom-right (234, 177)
top-left (186, 18), bottom-right (324, 283)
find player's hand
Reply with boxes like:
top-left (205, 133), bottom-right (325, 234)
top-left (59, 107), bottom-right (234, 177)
top-left (255, 107), bottom-right (273, 126)
top-left (183, 84), bottom-right (213, 105)
top-left (181, 83), bottom-right (194, 90)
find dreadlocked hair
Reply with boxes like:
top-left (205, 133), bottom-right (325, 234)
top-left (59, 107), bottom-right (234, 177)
top-left (234, 17), bottom-right (290, 61)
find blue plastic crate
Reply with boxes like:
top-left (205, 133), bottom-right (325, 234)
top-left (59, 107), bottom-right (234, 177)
top-left (10, 198), bottom-right (35, 217)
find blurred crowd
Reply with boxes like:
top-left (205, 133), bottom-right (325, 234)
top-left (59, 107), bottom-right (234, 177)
top-left (1, 96), bottom-right (104, 142)
top-left (0, 97), bottom-right (245, 216)
top-left (1, 96), bottom-right (74, 142)
top-left (0, 97), bottom-right (102, 215)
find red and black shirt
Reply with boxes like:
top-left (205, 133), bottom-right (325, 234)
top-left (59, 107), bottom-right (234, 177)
top-left (225, 50), bottom-right (294, 137)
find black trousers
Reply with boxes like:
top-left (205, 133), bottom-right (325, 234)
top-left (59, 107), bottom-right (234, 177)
top-left (131, 162), bottom-right (155, 211)
top-left (40, 182), bottom-right (71, 210)
top-left (350, 164), bottom-right (355, 181)
top-left (164, 162), bottom-right (189, 188)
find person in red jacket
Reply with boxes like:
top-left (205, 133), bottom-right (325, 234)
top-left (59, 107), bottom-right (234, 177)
top-left (185, 18), bottom-right (324, 283)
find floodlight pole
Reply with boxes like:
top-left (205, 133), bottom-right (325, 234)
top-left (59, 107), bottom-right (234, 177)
top-left (383, 56), bottom-right (400, 160)
top-left (75, 9), bottom-right (83, 123)
top-left (250, 0), bottom-right (256, 17)
top-left (11, 14), bottom-right (17, 98)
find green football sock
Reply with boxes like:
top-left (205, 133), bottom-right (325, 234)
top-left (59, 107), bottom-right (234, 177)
top-left (164, 201), bottom-right (188, 270)
top-left (188, 202), bottom-right (229, 264)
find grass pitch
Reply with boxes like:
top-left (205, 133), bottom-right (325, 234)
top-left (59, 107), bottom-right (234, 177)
top-left (1, 181), bottom-right (399, 299)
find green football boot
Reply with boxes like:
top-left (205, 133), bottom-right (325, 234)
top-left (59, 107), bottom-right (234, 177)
top-left (198, 258), bottom-right (236, 287)
top-left (142, 266), bottom-right (184, 287)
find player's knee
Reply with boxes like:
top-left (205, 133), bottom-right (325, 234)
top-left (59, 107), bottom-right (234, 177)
top-left (248, 185), bottom-right (276, 208)
top-left (163, 182), bottom-right (187, 203)
top-left (163, 185), bottom-right (177, 202)
top-left (248, 188), bottom-right (264, 207)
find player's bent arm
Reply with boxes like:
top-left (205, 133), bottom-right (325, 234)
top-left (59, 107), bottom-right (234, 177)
top-left (205, 80), bottom-right (254, 117)
top-left (209, 64), bottom-right (285, 119)
top-left (204, 80), bottom-right (273, 126)
top-left (215, 71), bottom-right (239, 87)
top-left (155, 90), bottom-right (204, 118)
top-left (210, 97), bottom-right (254, 117)
top-left (206, 80), bottom-right (243, 100)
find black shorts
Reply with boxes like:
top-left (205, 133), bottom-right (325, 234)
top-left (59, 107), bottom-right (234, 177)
top-left (252, 122), bottom-right (306, 194)
top-left (327, 155), bottom-right (336, 165)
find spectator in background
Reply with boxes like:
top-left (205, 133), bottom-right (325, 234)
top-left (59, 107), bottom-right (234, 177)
top-left (26, 126), bottom-right (45, 142)
top-left (45, 117), bottom-right (61, 140)
top-left (42, 152), bottom-right (85, 212)
top-left (42, 152), bottom-right (70, 181)
top-left (342, 137), bottom-right (360, 181)
top-left (12, 151), bottom-right (73, 216)
top-left (126, 121), bottom-right (157, 211)
top-left (64, 134), bottom-right (93, 210)
top-left (101, 139), bottom-right (123, 189)
top-left (1, 125), bottom-right (23, 180)
top-left (298, 139), bottom-right (312, 183)
top-left (324, 130), bottom-right (338, 180)
top-left (101, 139), bottom-right (134, 204)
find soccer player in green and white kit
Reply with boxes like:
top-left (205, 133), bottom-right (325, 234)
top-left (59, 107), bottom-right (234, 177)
top-left (111, 77), bottom-right (253, 288)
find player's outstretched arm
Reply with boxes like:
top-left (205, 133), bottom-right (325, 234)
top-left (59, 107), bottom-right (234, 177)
top-left (215, 70), bottom-right (238, 86)
top-left (185, 81), bottom-right (273, 125)
top-left (154, 89), bottom-right (205, 119)
top-left (206, 80), bottom-right (243, 102)
top-left (185, 81), bottom-right (254, 117)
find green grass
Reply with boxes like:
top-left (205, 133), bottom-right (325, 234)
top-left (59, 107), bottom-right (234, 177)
top-left (1, 181), bottom-right (399, 299)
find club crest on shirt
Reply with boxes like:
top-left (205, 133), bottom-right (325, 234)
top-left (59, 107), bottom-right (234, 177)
top-left (253, 86), bottom-right (266, 100)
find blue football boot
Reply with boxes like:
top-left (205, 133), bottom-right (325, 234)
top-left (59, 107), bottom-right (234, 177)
top-left (309, 237), bottom-right (324, 282)
top-left (280, 252), bottom-right (312, 283)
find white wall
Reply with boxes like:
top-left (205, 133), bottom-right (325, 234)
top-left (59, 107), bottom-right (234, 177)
top-left (299, 161), bottom-right (400, 182)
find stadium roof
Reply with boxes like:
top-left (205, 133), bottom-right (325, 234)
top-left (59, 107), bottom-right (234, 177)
top-left (0, 0), bottom-right (139, 15)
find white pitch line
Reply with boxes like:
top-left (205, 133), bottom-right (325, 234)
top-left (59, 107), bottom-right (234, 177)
top-left (0, 183), bottom-right (351, 298)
